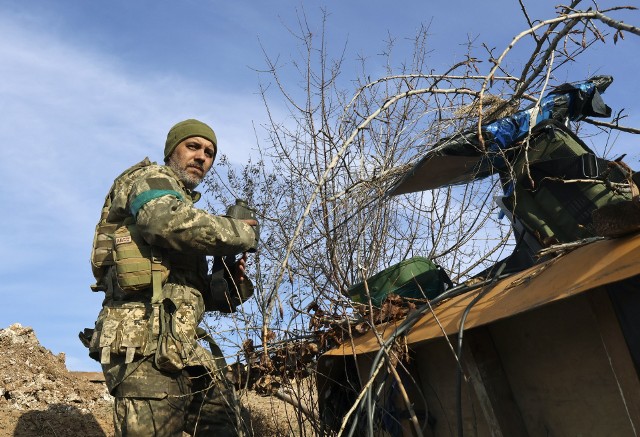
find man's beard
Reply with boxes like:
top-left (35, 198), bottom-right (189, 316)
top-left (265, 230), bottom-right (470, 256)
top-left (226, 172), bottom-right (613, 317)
top-left (167, 158), bottom-right (204, 190)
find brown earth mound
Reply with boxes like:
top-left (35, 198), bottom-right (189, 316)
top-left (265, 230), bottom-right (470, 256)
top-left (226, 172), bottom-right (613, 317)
top-left (0, 324), bottom-right (314, 437)
top-left (0, 323), bottom-right (113, 436)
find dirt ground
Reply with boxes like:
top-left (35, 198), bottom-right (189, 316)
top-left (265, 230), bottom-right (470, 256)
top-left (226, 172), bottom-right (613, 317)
top-left (0, 324), bottom-right (314, 437)
top-left (0, 324), bottom-right (113, 436)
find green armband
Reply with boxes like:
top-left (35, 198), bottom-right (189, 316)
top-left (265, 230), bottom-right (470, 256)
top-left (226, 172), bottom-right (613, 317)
top-left (130, 190), bottom-right (184, 217)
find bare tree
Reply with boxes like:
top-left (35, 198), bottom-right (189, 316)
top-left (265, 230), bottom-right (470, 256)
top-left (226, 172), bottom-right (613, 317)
top-left (200, 2), bottom-right (640, 435)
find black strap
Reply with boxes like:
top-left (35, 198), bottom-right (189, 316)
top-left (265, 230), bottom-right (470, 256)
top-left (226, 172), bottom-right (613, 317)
top-left (520, 154), bottom-right (614, 192)
top-left (437, 266), bottom-right (454, 292)
top-left (528, 153), bottom-right (608, 181)
top-left (202, 256), bottom-right (229, 311)
top-left (195, 326), bottom-right (227, 370)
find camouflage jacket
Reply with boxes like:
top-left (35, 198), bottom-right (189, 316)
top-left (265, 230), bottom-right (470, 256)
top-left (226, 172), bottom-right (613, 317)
top-left (103, 161), bottom-right (256, 303)
top-left (89, 160), bottom-right (255, 394)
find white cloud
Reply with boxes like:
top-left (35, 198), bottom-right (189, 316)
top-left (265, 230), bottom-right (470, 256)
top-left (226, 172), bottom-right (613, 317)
top-left (0, 11), bottom-right (270, 254)
top-left (0, 12), bottom-right (271, 371)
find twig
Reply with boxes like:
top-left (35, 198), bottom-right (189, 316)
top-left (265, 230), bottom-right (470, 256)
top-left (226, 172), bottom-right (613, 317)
top-left (335, 358), bottom-right (387, 436)
top-left (388, 361), bottom-right (425, 437)
top-left (536, 236), bottom-right (605, 257)
top-left (583, 118), bottom-right (640, 134)
top-left (273, 389), bottom-right (317, 421)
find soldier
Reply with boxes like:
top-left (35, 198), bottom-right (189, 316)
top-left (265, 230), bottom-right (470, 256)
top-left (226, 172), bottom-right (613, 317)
top-left (85, 119), bottom-right (258, 436)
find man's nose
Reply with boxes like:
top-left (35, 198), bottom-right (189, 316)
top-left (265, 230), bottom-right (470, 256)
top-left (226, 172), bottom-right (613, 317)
top-left (193, 149), bottom-right (206, 162)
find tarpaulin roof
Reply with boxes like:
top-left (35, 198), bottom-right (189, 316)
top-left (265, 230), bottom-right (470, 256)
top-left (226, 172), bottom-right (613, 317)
top-left (389, 76), bottom-right (613, 196)
top-left (324, 233), bottom-right (640, 356)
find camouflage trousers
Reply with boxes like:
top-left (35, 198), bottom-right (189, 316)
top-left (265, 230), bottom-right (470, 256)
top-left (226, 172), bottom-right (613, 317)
top-left (105, 359), bottom-right (251, 437)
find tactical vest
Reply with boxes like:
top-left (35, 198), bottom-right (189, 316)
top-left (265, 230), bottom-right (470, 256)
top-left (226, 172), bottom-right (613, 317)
top-left (90, 158), bottom-right (169, 293)
top-left (88, 160), bottom-right (229, 372)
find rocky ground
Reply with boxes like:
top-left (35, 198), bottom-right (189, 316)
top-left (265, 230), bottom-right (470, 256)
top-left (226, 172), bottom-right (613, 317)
top-left (0, 324), bottom-right (314, 437)
top-left (0, 323), bottom-right (113, 436)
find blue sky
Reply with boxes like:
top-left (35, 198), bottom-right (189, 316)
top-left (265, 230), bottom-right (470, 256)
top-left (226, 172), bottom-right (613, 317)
top-left (0, 1), bottom-right (638, 372)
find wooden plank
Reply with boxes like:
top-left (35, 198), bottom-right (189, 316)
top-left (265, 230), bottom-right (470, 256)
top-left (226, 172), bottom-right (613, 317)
top-left (489, 294), bottom-right (637, 436)
top-left (462, 340), bottom-right (504, 436)
top-left (325, 234), bottom-right (640, 357)
top-left (589, 287), bottom-right (640, 434)
top-left (413, 338), bottom-right (494, 437)
top-left (465, 327), bottom-right (529, 436)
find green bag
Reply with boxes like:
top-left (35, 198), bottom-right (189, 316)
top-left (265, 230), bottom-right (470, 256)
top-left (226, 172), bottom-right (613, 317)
top-left (501, 120), bottom-right (633, 246)
top-left (348, 257), bottom-right (452, 306)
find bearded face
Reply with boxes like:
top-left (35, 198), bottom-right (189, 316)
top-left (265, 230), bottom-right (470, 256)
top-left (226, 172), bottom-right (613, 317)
top-left (166, 136), bottom-right (216, 189)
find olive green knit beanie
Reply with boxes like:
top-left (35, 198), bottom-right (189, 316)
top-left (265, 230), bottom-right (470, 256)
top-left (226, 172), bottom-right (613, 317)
top-left (164, 119), bottom-right (218, 161)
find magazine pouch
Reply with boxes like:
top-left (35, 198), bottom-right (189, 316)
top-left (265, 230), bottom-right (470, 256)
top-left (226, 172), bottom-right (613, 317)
top-left (154, 298), bottom-right (197, 373)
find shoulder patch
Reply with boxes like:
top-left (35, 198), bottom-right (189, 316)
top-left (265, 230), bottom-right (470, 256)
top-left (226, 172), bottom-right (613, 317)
top-left (147, 178), bottom-right (175, 191)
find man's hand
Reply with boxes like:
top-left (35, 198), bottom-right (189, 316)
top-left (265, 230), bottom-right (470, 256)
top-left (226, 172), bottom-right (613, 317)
top-left (232, 252), bottom-right (249, 283)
